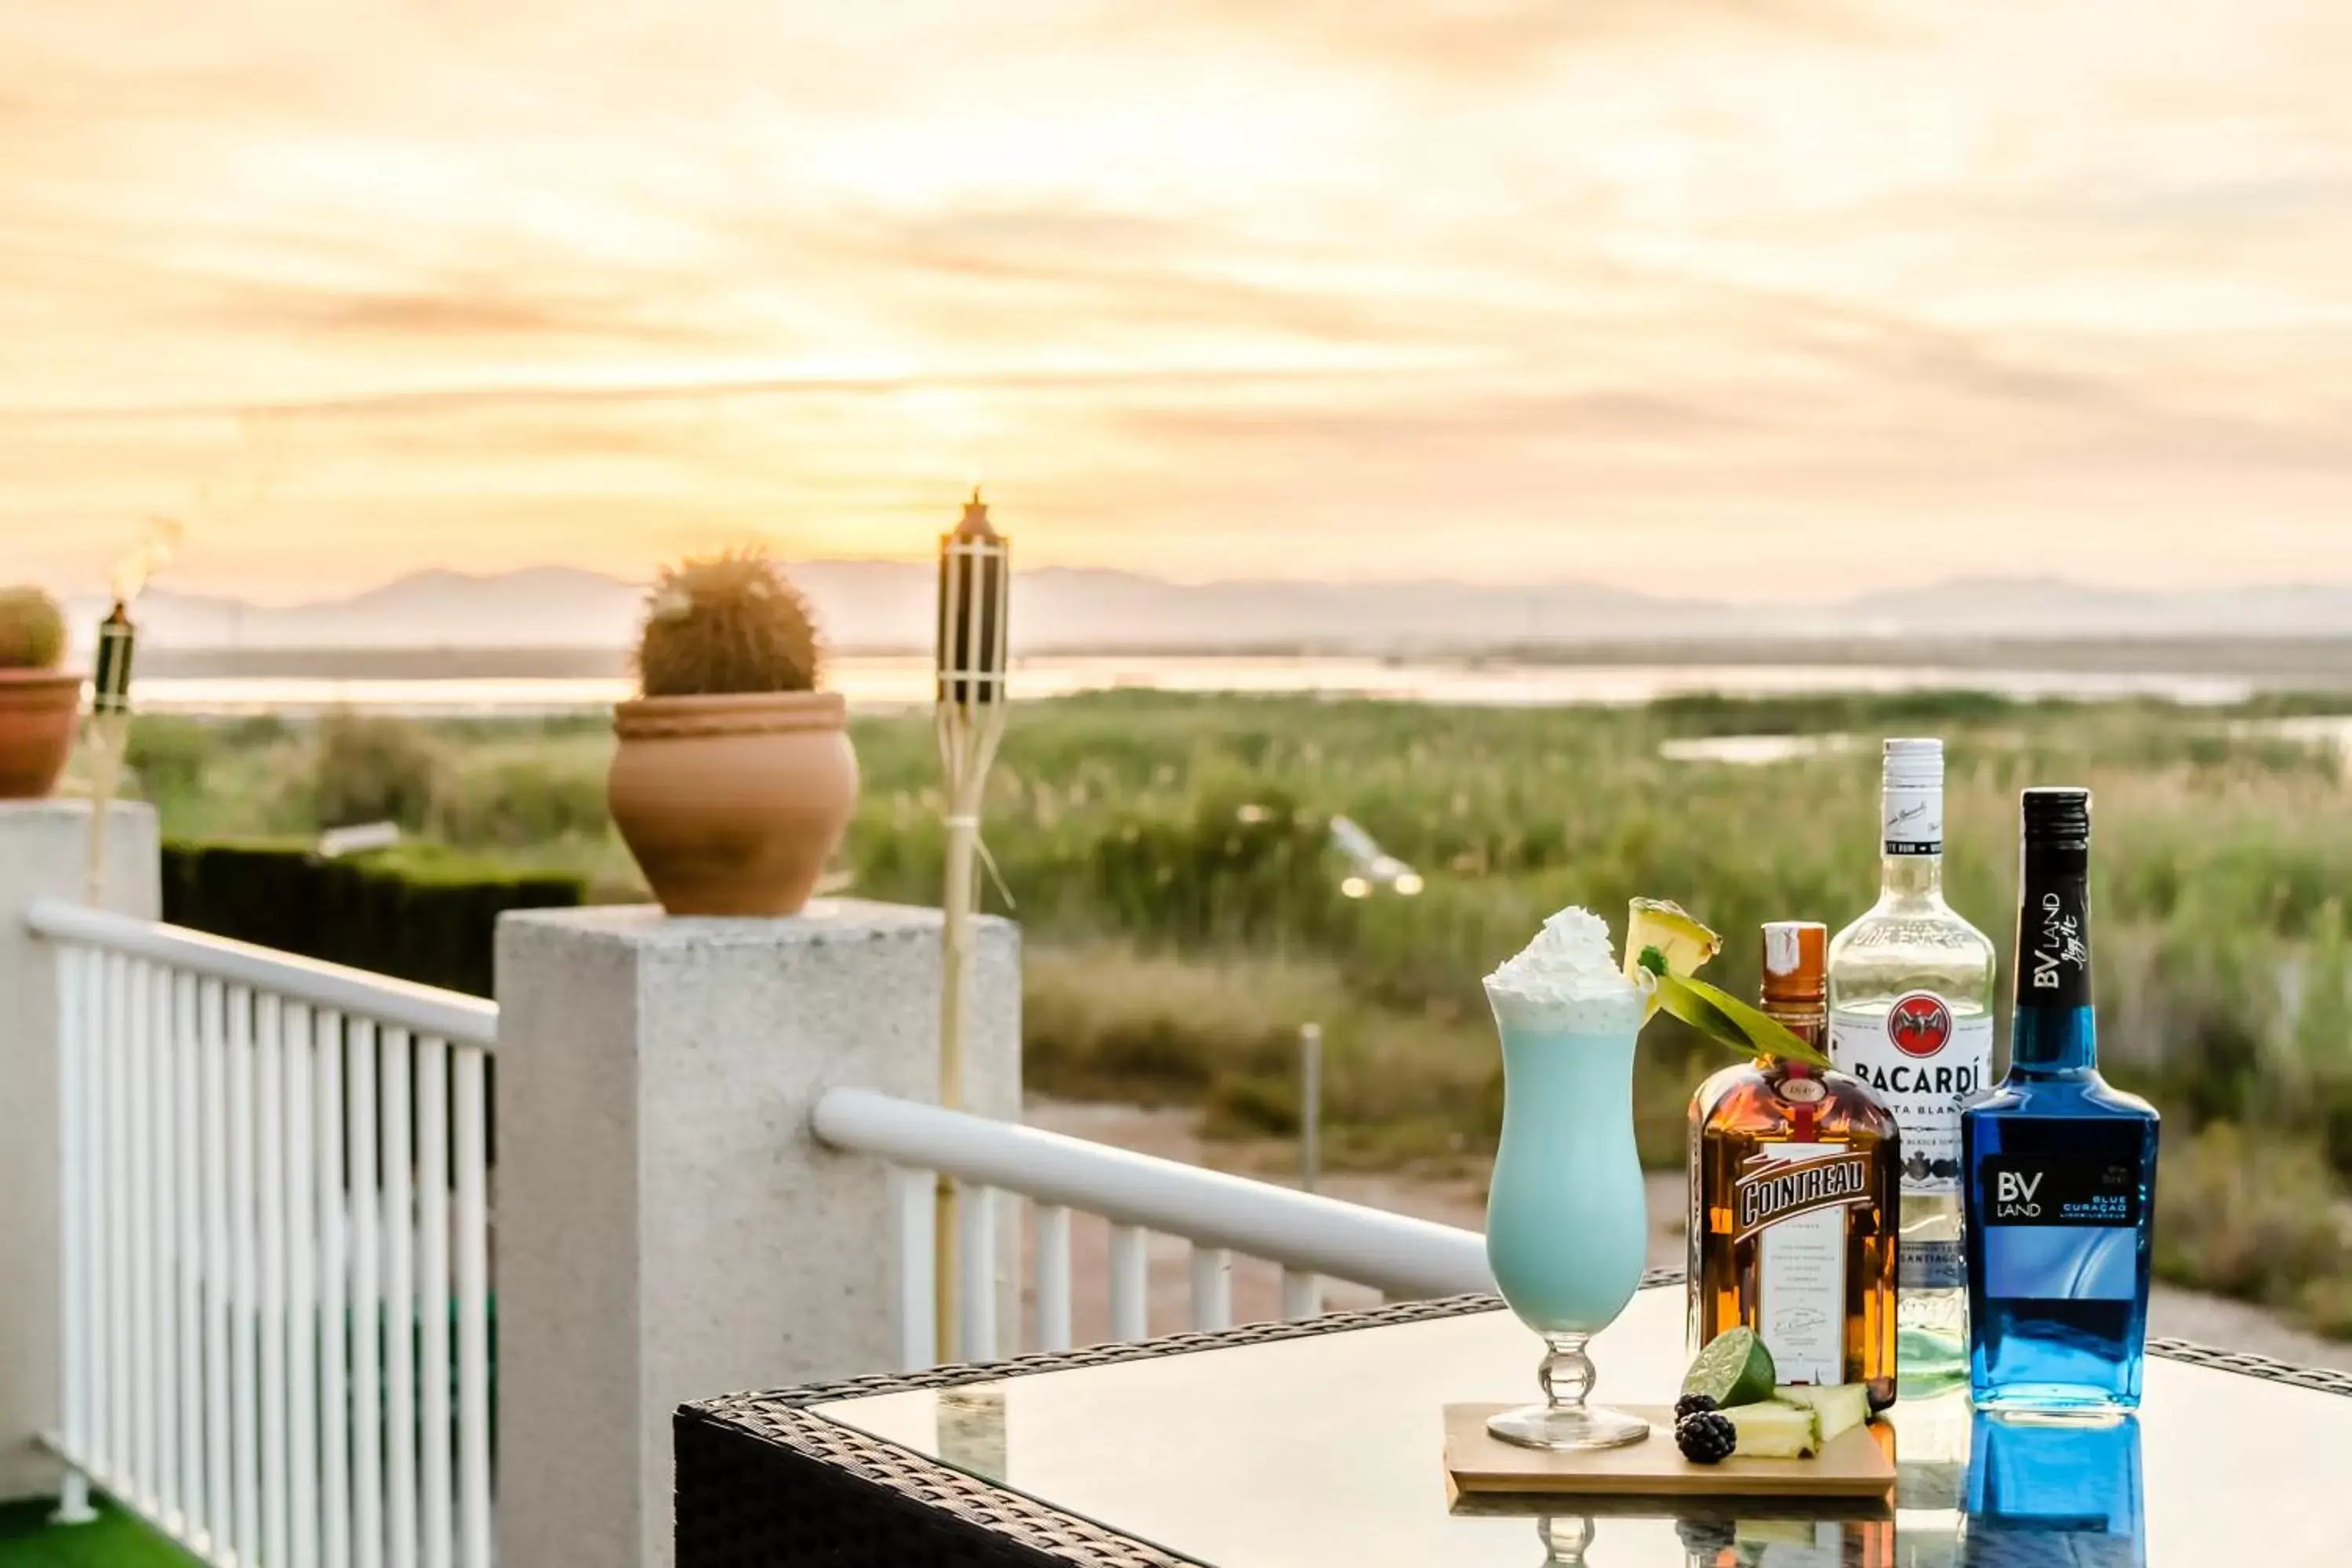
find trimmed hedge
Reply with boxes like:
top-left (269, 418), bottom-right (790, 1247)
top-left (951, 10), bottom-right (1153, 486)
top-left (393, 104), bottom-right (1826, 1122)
top-left (161, 838), bottom-right (584, 998)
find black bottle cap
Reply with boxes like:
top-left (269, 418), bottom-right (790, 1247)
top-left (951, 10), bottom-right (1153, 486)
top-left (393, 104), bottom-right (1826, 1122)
top-left (2020, 786), bottom-right (2091, 847)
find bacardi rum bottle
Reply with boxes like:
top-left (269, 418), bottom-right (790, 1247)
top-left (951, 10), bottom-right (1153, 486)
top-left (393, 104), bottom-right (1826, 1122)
top-left (1827, 739), bottom-right (1997, 1388)
top-left (1690, 922), bottom-right (1900, 1409)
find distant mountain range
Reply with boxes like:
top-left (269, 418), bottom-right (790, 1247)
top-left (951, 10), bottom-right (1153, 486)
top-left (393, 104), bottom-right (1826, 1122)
top-left (59, 564), bottom-right (2352, 655)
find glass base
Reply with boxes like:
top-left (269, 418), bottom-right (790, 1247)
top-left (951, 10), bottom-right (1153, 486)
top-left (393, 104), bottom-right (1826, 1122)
top-left (1486, 1402), bottom-right (1650, 1451)
top-left (1489, 1330), bottom-right (1650, 1450)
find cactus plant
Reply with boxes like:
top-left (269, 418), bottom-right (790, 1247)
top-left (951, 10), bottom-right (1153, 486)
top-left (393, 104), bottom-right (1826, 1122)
top-left (635, 548), bottom-right (822, 697)
top-left (613, 546), bottom-right (855, 915)
top-left (0, 586), bottom-right (67, 670)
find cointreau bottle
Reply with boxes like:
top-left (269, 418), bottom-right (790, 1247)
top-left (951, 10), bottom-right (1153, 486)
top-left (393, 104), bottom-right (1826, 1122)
top-left (1690, 922), bottom-right (1901, 1409)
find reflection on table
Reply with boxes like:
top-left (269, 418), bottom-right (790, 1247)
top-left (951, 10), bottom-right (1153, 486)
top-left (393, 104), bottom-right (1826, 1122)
top-left (799, 1294), bottom-right (2342, 1566)
top-left (1450, 1486), bottom-right (1893, 1566)
top-left (1962, 1413), bottom-right (2143, 1568)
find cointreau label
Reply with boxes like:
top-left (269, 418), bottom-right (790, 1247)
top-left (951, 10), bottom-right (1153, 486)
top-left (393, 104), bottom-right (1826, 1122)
top-left (1733, 1148), bottom-right (1877, 1245)
top-left (1741, 1144), bottom-right (1872, 1385)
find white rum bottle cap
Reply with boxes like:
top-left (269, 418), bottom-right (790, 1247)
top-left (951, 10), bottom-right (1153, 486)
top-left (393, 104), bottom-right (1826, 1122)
top-left (1883, 736), bottom-right (1944, 789)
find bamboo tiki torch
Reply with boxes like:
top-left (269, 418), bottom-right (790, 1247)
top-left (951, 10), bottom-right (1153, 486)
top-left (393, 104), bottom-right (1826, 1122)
top-left (933, 488), bottom-right (1011, 1363)
top-left (82, 603), bottom-right (137, 902)
top-left (85, 522), bottom-right (177, 901)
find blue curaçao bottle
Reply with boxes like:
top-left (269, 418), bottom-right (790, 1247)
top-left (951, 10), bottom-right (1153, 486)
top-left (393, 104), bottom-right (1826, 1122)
top-left (1962, 788), bottom-right (2159, 1417)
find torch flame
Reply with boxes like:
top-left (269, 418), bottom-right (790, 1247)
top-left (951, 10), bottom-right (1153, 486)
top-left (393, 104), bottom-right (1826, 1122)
top-left (110, 517), bottom-right (184, 604)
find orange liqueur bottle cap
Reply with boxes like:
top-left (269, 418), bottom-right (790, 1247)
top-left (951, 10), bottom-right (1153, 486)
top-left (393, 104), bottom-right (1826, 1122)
top-left (1760, 920), bottom-right (1828, 1009)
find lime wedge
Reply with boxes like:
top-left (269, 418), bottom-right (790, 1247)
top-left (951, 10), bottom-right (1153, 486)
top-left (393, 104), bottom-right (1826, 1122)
top-left (1682, 1327), bottom-right (1777, 1410)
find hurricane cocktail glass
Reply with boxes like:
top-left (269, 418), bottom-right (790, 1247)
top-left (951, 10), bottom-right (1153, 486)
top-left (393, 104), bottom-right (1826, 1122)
top-left (1482, 909), bottom-right (1653, 1451)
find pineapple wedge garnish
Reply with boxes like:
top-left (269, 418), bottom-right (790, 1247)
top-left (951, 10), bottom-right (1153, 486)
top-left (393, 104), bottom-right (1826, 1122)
top-left (1773, 1383), bottom-right (1873, 1443)
top-left (1624, 898), bottom-right (1722, 1019)
top-left (1719, 1400), bottom-right (1819, 1458)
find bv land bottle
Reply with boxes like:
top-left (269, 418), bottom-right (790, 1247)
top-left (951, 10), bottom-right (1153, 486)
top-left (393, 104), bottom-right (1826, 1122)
top-left (1962, 787), bottom-right (2159, 1417)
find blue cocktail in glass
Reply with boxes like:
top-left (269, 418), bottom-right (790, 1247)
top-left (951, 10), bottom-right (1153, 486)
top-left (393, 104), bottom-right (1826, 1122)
top-left (1483, 908), bottom-right (1653, 1450)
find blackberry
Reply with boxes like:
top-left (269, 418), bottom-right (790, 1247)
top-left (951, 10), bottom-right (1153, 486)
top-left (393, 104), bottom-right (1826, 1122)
top-left (1673, 1392), bottom-right (1719, 1421)
top-left (1675, 1410), bottom-right (1737, 1465)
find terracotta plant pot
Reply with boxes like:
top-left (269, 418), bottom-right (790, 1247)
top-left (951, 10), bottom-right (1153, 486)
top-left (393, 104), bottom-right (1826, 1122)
top-left (0, 670), bottom-right (84, 800)
top-left (607, 690), bottom-right (860, 916)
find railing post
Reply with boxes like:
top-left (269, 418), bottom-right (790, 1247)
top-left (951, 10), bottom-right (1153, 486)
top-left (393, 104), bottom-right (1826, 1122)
top-left (494, 902), bottom-right (1020, 1568)
top-left (1298, 1022), bottom-right (1322, 1194)
top-left (0, 801), bottom-right (159, 1505)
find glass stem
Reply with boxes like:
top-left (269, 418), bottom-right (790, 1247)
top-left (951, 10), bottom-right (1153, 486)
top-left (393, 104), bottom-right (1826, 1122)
top-left (1539, 1332), bottom-right (1596, 1414)
top-left (1539, 1515), bottom-right (1595, 1565)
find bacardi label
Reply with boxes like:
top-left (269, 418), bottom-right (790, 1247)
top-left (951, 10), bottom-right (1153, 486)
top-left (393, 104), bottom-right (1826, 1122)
top-left (1882, 783), bottom-right (1943, 856)
top-left (1830, 992), bottom-right (1992, 1197)
top-left (1740, 1145), bottom-right (1866, 1385)
top-left (1899, 1240), bottom-right (1967, 1291)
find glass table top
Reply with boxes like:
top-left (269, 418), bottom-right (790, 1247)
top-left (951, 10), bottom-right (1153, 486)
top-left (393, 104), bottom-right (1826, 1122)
top-left (814, 1287), bottom-right (2352, 1566)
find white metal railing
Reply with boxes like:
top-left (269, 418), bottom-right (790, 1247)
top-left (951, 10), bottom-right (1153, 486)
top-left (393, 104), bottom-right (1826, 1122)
top-left (811, 1086), bottom-right (1494, 1369)
top-left (27, 897), bottom-right (1497, 1550)
top-left (30, 899), bottom-right (496, 1568)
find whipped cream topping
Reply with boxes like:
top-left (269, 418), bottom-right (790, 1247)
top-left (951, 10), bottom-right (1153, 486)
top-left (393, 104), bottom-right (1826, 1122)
top-left (1484, 905), bottom-right (1646, 1033)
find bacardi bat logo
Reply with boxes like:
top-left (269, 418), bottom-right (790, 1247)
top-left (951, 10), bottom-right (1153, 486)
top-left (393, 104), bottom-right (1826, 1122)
top-left (1887, 992), bottom-right (1952, 1059)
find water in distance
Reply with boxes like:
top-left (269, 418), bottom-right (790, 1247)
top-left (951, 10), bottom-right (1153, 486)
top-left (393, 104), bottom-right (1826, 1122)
top-left (125, 655), bottom-right (2259, 716)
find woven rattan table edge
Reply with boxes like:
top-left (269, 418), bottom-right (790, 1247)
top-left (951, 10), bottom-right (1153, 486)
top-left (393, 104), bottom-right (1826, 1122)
top-left (674, 1268), bottom-right (2352, 1566)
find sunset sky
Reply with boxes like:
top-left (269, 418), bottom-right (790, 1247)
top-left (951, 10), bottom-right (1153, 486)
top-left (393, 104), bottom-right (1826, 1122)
top-left (5, 1), bottom-right (2350, 601)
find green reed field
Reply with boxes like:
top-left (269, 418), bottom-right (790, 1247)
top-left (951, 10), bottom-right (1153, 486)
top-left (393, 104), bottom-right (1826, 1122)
top-left (124, 688), bottom-right (2352, 1335)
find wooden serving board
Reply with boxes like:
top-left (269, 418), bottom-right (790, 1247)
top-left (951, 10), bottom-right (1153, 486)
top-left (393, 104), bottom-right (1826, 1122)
top-left (1443, 1405), bottom-right (1894, 1499)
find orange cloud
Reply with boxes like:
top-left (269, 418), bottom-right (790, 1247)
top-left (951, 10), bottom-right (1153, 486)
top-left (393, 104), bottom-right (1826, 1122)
top-left (4, 0), bottom-right (2352, 600)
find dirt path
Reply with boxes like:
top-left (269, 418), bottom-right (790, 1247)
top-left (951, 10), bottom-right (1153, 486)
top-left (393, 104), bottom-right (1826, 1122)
top-left (1023, 1098), bottom-right (2352, 1374)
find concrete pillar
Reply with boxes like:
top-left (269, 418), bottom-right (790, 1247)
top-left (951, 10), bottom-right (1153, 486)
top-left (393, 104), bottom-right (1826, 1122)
top-left (495, 902), bottom-right (1021, 1568)
top-left (0, 801), bottom-right (160, 1502)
